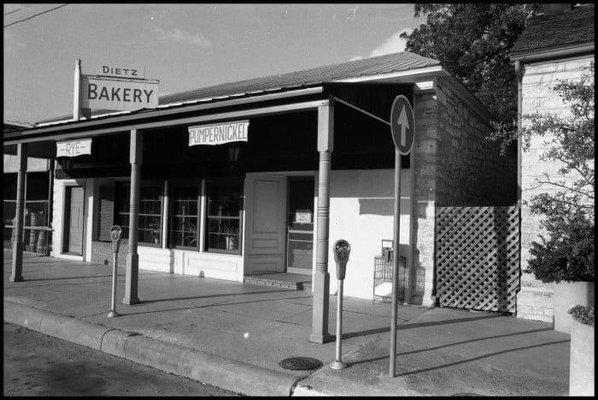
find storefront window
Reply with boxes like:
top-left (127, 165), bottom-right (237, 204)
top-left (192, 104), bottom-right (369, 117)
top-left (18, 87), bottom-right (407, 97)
top-left (114, 183), bottom-right (162, 245)
top-left (169, 185), bottom-right (199, 249)
top-left (205, 180), bottom-right (242, 254)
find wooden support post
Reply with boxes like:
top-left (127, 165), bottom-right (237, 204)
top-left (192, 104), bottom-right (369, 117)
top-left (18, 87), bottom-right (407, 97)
top-left (123, 129), bottom-right (142, 305)
top-left (161, 179), bottom-right (169, 250)
top-left (10, 143), bottom-right (28, 282)
top-left (310, 103), bottom-right (333, 344)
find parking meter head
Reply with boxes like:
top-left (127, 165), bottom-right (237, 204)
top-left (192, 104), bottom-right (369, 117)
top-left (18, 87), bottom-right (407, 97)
top-left (110, 225), bottom-right (123, 254)
top-left (333, 239), bottom-right (351, 280)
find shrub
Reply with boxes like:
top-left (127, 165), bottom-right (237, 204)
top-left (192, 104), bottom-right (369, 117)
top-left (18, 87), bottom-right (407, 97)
top-left (568, 305), bottom-right (595, 326)
top-left (526, 211), bottom-right (594, 283)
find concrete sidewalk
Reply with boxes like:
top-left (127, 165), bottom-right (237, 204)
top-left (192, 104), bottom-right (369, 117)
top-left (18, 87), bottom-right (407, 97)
top-left (3, 252), bottom-right (570, 396)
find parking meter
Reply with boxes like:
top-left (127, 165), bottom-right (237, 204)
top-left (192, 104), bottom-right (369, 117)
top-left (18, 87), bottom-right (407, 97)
top-left (110, 225), bottom-right (123, 254)
top-left (331, 239), bottom-right (350, 370)
top-left (333, 239), bottom-right (351, 280)
top-left (108, 225), bottom-right (122, 318)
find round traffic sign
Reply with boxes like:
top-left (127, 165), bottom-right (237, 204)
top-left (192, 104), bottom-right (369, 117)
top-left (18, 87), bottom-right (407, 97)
top-left (390, 95), bottom-right (415, 155)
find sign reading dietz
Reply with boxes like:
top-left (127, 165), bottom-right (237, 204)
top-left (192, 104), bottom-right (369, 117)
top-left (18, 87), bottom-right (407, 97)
top-left (100, 65), bottom-right (144, 79)
top-left (80, 75), bottom-right (159, 111)
top-left (188, 120), bottom-right (250, 146)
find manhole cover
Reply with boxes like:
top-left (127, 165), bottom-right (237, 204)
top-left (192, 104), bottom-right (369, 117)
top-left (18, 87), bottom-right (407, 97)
top-left (279, 356), bottom-right (323, 371)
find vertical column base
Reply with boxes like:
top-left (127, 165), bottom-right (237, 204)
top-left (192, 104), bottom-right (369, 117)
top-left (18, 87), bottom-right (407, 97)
top-left (123, 253), bottom-right (140, 305)
top-left (10, 242), bottom-right (24, 282)
top-left (310, 269), bottom-right (332, 344)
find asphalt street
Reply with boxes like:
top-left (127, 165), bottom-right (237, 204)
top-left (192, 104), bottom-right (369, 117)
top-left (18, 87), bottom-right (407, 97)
top-left (3, 322), bottom-right (239, 396)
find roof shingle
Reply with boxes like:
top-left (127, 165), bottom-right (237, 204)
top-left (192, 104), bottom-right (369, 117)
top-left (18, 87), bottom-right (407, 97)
top-left (511, 5), bottom-right (595, 58)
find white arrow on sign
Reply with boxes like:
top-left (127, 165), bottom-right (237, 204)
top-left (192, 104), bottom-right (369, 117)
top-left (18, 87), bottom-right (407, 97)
top-left (397, 106), bottom-right (410, 147)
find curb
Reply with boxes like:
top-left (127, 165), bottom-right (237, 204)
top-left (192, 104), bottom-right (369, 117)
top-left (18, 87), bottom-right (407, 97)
top-left (3, 300), bottom-right (301, 396)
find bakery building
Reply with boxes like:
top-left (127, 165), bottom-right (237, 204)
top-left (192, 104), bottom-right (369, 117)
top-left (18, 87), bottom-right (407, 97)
top-left (4, 52), bottom-right (517, 340)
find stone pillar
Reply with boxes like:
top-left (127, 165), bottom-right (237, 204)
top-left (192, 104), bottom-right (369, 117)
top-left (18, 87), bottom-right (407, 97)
top-left (310, 103), bottom-right (333, 344)
top-left (123, 129), bottom-right (142, 305)
top-left (10, 143), bottom-right (28, 282)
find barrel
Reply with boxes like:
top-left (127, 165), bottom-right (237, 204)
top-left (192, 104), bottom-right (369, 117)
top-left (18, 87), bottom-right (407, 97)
top-left (36, 229), bottom-right (49, 256)
top-left (27, 212), bottom-right (39, 252)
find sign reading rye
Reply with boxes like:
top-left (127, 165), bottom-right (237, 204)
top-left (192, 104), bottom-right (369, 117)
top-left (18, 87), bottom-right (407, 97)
top-left (56, 138), bottom-right (92, 157)
top-left (80, 75), bottom-right (159, 111)
top-left (188, 120), bottom-right (250, 146)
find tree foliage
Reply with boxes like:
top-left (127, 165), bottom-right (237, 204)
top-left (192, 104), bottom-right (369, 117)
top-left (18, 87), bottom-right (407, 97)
top-left (402, 4), bottom-right (541, 125)
top-left (524, 65), bottom-right (595, 283)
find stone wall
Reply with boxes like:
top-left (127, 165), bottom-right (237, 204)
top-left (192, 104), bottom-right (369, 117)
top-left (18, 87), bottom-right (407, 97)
top-left (434, 76), bottom-right (517, 208)
top-left (411, 89), bottom-right (438, 306)
top-left (410, 77), bottom-right (518, 307)
top-left (517, 55), bottom-right (594, 322)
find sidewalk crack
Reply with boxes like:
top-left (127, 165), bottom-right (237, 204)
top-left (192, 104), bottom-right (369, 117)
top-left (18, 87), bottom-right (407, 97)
top-left (99, 328), bottom-right (119, 352)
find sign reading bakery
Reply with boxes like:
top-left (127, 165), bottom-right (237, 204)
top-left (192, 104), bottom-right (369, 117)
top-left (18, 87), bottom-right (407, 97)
top-left (80, 75), bottom-right (159, 111)
top-left (188, 120), bottom-right (250, 146)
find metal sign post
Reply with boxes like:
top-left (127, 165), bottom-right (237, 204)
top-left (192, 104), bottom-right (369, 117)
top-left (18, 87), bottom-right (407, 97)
top-left (108, 225), bottom-right (123, 318)
top-left (330, 239), bottom-right (351, 370)
top-left (388, 95), bottom-right (415, 377)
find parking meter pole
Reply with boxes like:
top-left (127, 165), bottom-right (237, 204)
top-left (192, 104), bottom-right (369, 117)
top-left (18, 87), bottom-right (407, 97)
top-left (389, 148), bottom-right (401, 377)
top-left (331, 278), bottom-right (346, 370)
top-left (108, 226), bottom-right (122, 318)
top-left (331, 239), bottom-right (350, 371)
top-left (108, 252), bottom-right (120, 318)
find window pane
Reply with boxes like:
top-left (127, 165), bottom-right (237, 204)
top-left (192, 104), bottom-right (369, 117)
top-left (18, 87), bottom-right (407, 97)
top-left (3, 174), bottom-right (17, 199)
top-left (26, 173), bottom-right (50, 200)
top-left (3, 202), bottom-right (16, 225)
top-left (169, 185), bottom-right (199, 248)
top-left (114, 182), bottom-right (163, 244)
top-left (205, 180), bottom-right (242, 253)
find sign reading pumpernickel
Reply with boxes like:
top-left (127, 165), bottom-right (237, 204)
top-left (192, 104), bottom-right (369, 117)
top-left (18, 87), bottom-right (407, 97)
top-left (188, 120), bottom-right (250, 146)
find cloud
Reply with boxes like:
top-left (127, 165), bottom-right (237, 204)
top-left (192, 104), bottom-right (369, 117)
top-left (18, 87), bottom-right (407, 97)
top-left (369, 28), bottom-right (413, 57)
top-left (4, 30), bottom-right (26, 53)
top-left (349, 56), bottom-right (363, 61)
top-left (152, 26), bottom-right (212, 48)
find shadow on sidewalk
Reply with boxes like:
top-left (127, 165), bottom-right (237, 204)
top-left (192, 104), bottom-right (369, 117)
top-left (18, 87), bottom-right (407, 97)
top-left (340, 313), bottom-right (503, 341)
top-left (349, 326), bottom-right (560, 366)
top-left (121, 295), bottom-right (314, 316)
top-left (138, 288), bottom-right (303, 304)
top-left (19, 275), bottom-right (114, 282)
top-left (394, 339), bottom-right (570, 377)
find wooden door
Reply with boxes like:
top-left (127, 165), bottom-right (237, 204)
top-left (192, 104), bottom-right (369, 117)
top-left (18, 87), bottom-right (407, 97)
top-left (64, 186), bottom-right (85, 255)
top-left (244, 174), bottom-right (287, 274)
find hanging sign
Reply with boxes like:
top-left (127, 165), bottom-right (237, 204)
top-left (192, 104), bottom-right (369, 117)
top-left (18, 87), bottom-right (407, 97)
top-left (188, 120), bottom-right (250, 146)
top-left (80, 75), bottom-right (159, 112)
top-left (390, 95), bottom-right (415, 155)
top-left (56, 138), bottom-right (92, 157)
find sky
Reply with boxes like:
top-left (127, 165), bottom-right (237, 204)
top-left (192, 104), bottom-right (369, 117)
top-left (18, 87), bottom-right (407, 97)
top-left (3, 3), bottom-right (424, 125)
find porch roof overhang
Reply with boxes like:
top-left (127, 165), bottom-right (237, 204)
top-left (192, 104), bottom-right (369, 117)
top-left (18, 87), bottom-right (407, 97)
top-left (4, 58), bottom-right (449, 158)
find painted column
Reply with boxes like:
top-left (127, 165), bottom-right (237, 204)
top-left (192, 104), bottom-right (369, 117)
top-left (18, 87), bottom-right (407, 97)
top-left (161, 179), bottom-right (169, 250)
top-left (310, 103), bottom-right (333, 344)
top-left (123, 129), bottom-right (142, 305)
top-left (10, 143), bottom-right (28, 282)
